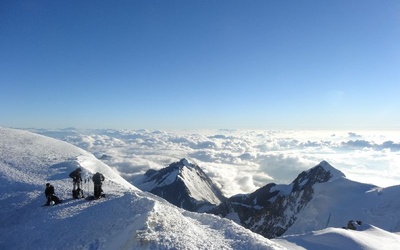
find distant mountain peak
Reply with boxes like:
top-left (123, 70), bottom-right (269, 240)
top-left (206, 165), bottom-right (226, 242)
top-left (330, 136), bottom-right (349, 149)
top-left (314, 160), bottom-right (345, 180)
top-left (135, 159), bottom-right (226, 212)
top-left (179, 158), bottom-right (193, 168)
top-left (291, 161), bottom-right (345, 193)
top-left (211, 160), bottom-right (350, 238)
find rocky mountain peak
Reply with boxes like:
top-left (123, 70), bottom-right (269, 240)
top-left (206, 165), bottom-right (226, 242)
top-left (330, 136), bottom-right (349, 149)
top-left (135, 159), bottom-right (226, 212)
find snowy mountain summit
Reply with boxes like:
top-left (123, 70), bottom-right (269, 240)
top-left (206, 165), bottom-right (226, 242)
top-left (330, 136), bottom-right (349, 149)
top-left (209, 160), bottom-right (346, 238)
top-left (134, 158), bottom-right (226, 212)
top-left (0, 127), bottom-right (284, 250)
top-left (210, 160), bottom-right (400, 240)
top-left (1, 127), bottom-right (400, 250)
top-left (291, 160), bottom-right (345, 192)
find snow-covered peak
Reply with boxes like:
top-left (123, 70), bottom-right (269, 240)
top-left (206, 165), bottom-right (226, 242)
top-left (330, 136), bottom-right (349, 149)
top-left (135, 158), bottom-right (226, 211)
top-left (317, 160), bottom-right (346, 180)
top-left (179, 158), bottom-right (193, 168)
top-left (292, 161), bottom-right (345, 191)
top-left (136, 159), bottom-right (192, 191)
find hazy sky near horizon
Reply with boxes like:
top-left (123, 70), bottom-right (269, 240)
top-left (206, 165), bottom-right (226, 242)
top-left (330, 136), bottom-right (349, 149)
top-left (1, 1), bottom-right (399, 130)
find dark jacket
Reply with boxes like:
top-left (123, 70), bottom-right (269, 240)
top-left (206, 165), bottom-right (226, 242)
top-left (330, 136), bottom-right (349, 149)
top-left (45, 185), bottom-right (55, 197)
top-left (69, 169), bottom-right (82, 182)
top-left (92, 172), bottom-right (105, 184)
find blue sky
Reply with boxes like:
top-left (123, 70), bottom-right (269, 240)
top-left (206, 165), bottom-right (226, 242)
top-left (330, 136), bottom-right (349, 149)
top-left (1, 0), bottom-right (399, 130)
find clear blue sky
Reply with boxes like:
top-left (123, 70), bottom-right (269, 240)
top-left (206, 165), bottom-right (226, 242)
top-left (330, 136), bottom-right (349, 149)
top-left (1, 0), bottom-right (399, 130)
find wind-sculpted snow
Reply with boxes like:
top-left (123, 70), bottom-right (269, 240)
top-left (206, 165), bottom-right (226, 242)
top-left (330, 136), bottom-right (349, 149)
top-left (135, 203), bottom-right (286, 250)
top-left (274, 224), bottom-right (400, 250)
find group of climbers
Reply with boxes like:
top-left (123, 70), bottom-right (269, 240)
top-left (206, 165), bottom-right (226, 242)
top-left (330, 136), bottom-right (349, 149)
top-left (44, 168), bottom-right (105, 206)
top-left (345, 220), bottom-right (362, 230)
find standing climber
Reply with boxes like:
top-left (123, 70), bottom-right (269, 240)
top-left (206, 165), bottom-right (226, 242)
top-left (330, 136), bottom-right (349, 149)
top-left (69, 167), bottom-right (83, 198)
top-left (92, 172), bottom-right (105, 199)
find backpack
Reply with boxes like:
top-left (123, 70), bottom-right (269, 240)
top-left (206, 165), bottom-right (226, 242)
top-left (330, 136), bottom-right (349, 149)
top-left (72, 188), bottom-right (83, 199)
top-left (51, 195), bottom-right (61, 204)
top-left (93, 173), bottom-right (103, 184)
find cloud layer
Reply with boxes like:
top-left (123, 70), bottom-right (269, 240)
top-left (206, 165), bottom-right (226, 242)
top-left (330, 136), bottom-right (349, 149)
top-left (30, 128), bottom-right (400, 197)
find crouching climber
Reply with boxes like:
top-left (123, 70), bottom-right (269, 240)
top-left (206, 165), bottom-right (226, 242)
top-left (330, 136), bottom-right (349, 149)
top-left (44, 183), bottom-right (61, 205)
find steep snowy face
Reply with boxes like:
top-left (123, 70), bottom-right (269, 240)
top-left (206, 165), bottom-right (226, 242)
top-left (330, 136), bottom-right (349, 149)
top-left (285, 177), bottom-right (400, 236)
top-left (179, 165), bottom-right (220, 203)
top-left (291, 160), bottom-right (345, 192)
top-left (134, 158), bottom-right (226, 212)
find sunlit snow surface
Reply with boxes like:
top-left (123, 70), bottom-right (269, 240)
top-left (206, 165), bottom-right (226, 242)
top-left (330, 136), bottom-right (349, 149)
top-left (274, 224), bottom-right (400, 250)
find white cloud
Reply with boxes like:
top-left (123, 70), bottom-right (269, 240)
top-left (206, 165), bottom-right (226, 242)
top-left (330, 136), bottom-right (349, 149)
top-left (30, 129), bottom-right (400, 197)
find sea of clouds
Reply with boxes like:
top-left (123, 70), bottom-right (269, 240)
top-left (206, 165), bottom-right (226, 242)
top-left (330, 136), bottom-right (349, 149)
top-left (29, 128), bottom-right (400, 197)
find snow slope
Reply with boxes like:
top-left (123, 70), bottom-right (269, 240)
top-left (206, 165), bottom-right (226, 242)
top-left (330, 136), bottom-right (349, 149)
top-left (178, 159), bottom-right (223, 204)
top-left (274, 224), bottom-right (400, 250)
top-left (0, 127), bottom-right (284, 250)
top-left (285, 177), bottom-right (400, 235)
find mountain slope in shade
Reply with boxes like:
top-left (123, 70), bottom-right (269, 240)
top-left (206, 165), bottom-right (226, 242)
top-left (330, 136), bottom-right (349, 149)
top-left (134, 158), bottom-right (226, 212)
